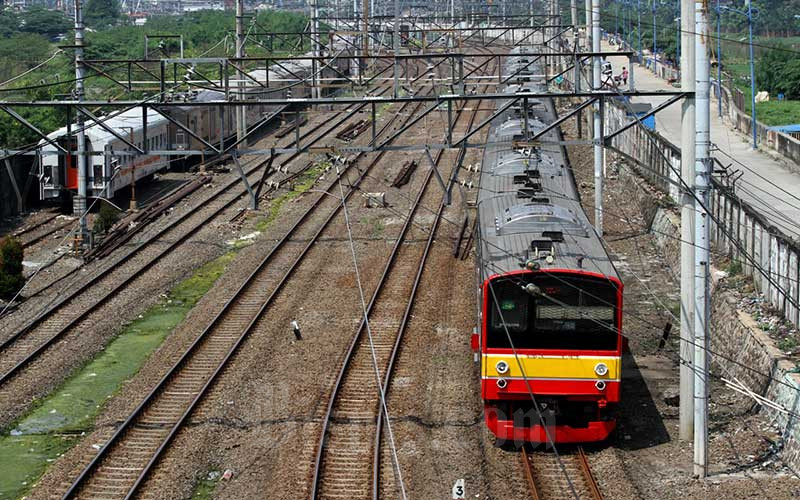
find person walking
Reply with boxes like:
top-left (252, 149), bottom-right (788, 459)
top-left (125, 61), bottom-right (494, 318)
top-left (621, 67), bottom-right (629, 85)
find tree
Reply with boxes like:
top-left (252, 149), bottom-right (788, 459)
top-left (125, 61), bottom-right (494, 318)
top-left (755, 45), bottom-right (800, 99)
top-left (0, 236), bottom-right (24, 301)
top-left (93, 201), bottom-right (121, 234)
top-left (84, 0), bottom-right (121, 28)
top-left (0, 7), bottom-right (19, 38)
top-left (0, 33), bottom-right (51, 81)
top-left (20, 7), bottom-right (71, 39)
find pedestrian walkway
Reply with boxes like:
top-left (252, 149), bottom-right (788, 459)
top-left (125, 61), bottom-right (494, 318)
top-left (602, 42), bottom-right (800, 241)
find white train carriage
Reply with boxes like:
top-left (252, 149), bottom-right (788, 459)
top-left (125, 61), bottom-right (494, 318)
top-left (39, 108), bottom-right (170, 201)
top-left (38, 50), bottom-right (352, 203)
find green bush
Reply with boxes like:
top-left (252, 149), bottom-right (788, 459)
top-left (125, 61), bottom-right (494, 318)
top-left (93, 201), bottom-right (121, 234)
top-left (0, 236), bottom-right (24, 301)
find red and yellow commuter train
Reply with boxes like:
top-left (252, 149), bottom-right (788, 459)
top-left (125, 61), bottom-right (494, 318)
top-left (473, 48), bottom-right (623, 444)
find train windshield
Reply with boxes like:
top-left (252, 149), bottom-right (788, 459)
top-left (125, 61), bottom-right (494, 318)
top-left (486, 274), bottom-right (619, 351)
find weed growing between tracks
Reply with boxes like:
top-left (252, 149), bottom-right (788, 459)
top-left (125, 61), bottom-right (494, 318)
top-left (254, 162), bottom-right (327, 233)
top-left (190, 469), bottom-right (221, 500)
top-left (0, 252), bottom-right (237, 500)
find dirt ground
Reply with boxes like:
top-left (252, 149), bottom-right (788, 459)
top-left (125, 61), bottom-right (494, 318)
top-left (7, 68), bottom-right (800, 500)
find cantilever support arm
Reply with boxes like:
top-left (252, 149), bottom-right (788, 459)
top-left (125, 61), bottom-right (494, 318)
top-left (452, 97), bottom-right (517, 148)
top-left (603, 93), bottom-right (685, 144)
top-left (424, 147), bottom-right (450, 205)
top-left (232, 151), bottom-right (257, 209)
top-left (0, 106), bottom-right (68, 154)
top-left (221, 105), bottom-right (288, 156)
top-left (501, 55), bottom-right (544, 86)
top-left (379, 99), bottom-right (441, 147)
top-left (528, 98), bottom-right (596, 142)
top-left (152, 106), bottom-right (220, 153)
top-left (76, 106), bottom-right (144, 154)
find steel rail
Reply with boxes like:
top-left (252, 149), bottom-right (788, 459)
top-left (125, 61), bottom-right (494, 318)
top-left (61, 68), bottom-right (429, 499)
top-left (309, 126), bottom-right (437, 500)
top-left (370, 48), bottom-right (498, 500)
top-left (576, 447), bottom-right (603, 500)
top-left (307, 77), bottom-right (447, 497)
top-left (521, 447), bottom-right (543, 500)
top-left (18, 219), bottom-right (72, 248)
top-left (521, 447), bottom-right (604, 500)
top-left (310, 44), bottom-right (496, 497)
top-left (0, 68), bottom-right (406, 387)
top-left (10, 212), bottom-right (59, 237)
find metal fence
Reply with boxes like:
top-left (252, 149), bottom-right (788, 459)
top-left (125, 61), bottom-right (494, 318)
top-left (605, 98), bottom-right (800, 329)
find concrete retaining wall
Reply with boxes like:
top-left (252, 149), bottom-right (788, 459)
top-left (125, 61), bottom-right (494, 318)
top-left (614, 110), bottom-right (800, 471)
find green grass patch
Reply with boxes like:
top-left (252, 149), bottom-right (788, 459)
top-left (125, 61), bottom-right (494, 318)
top-left (191, 470), bottom-right (221, 500)
top-left (726, 259), bottom-right (743, 277)
top-left (255, 163), bottom-right (327, 232)
top-left (0, 251), bottom-right (236, 500)
top-left (722, 59), bottom-right (800, 126)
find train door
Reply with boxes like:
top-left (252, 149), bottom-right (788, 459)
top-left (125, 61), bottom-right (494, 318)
top-left (175, 131), bottom-right (187, 151)
top-left (59, 136), bottom-right (78, 191)
top-left (95, 144), bottom-right (113, 194)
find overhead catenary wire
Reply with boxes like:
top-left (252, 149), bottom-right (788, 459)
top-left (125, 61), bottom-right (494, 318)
top-left (569, 2), bottom-right (800, 58)
top-left (568, 46), bottom-right (800, 316)
top-left (334, 164), bottom-right (409, 500)
top-left (0, 50), bottom-right (65, 88)
top-left (486, 278), bottom-right (581, 500)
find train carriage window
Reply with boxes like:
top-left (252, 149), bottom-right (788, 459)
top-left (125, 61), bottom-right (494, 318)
top-left (487, 275), bottom-right (619, 351)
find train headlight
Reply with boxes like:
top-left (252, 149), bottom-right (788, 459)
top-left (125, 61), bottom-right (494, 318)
top-left (595, 380), bottom-right (607, 391)
top-left (594, 362), bottom-right (609, 376)
top-left (496, 378), bottom-right (508, 389)
top-left (525, 260), bottom-right (540, 271)
top-left (496, 360), bottom-right (509, 374)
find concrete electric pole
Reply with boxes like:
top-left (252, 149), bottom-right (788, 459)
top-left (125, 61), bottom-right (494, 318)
top-left (73, 0), bottom-right (88, 245)
top-left (679, 0), bottom-right (696, 443)
top-left (311, 0), bottom-right (321, 100)
top-left (235, 0), bottom-right (246, 145)
top-left (393, 0), bottom-right (399, 97)
top-left (693, 0), bottom-right (711, 478)
top-left (592, 0), bottom-right (603, 236)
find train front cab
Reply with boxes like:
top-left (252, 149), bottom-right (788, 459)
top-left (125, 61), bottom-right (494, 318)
top-left (475, 269), bottom-right (623, 444)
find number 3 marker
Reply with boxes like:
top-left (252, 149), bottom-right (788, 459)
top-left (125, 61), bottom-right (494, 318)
top-left (452, 478), bottom-right (465, 499)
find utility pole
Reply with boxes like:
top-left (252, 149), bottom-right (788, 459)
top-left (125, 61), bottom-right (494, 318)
top-left (73, 0), bottom-right (88, 245)
top-left (592, 0), bottom-right (603, 236)
top-left (311, 0), bottom-right (321, 100)
top-left (362, 0), bottom-right (369, 75)
top-left (652, 0), bottom-right (658, 75)
top-left (746, 0), bottom-right (757, 149)
top-left (637, 0), bottom-right (643, 62)
top-left (693, 0), bottom-right (711, 478)
top-left (716, 0), bottom-right (722, 117)
top-left (584, 0), bottom-right (591, 49)
top-left (393, 0), bottom-right (399, 97)
top-left (678, 0), bottom-right (696, 443)
top-left (235, 0), bottom-right (246, 145)
top-left (571, 0), bottom-right (578, 46)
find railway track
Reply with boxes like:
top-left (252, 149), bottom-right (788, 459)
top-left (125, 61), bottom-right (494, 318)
top-left (15, 215), bottom-right (72, 248)
top-left (0, 66), bottom-right (416, 392)
top-left (521, 447), bottom-right (603, 500)
top-left (58, 77), bottom-right (433, 499)
top-left (310, 52), bottom-right (499, 500)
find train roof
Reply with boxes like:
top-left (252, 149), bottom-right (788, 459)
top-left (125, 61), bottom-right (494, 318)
top-left (477, 62), bottom-right (618, 283)
top-left (39, 107), bottom-right (169, 151)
